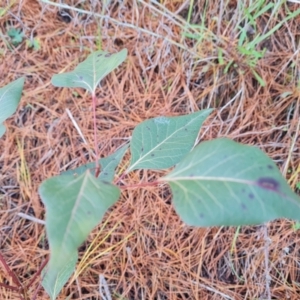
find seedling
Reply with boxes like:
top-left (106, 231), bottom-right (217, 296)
top-left (26, 38), bottom-right (41, 51)
top-left (7, 27), bottom-right (24, 46)
top-left (1, 50), bottom-right (300, 299)
top-left (37, 49), bottom-right (300, 299)
top-left (6, 27), bottom-right (40, 50)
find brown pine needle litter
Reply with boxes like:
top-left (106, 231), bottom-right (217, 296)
top-left (0, 1), bottom-right (300, 299)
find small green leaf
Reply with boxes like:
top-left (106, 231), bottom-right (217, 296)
top-left (51, 49), bottom-right (127, 94)
top-left (0, 77), bottom-right (24, 138)
top-left (163, 138), bottom-right (300, 227)
top-left (39, 171), bottom-right (120, 299)
top-left (7, 27), bottom-right (24, 45)
top-left (42, 252), bottom-right (77, 300)
top-left (128, 109), bottom-right (213, 171)
top-left (26, 38), bottom-right (41, 50)
top-left (62, 143), bottom-right (128, 182)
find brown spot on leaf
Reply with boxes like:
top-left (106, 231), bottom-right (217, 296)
top-left (257, 177), bottom-right (279, 191)
top-left (241, 203), bottom-right (247, 210)
top-left (248, 193), bottom-right (254, 200)
top-left (199, 213), bottom-right (205, 219)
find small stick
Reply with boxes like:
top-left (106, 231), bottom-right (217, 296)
top-left (0, 282), bottom-right (20, 292)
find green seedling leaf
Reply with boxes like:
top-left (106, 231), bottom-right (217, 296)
top-left (51, 49), bottom-right (127, 94)
top-left (0, 77), bottom-right (24, 138)
top-left (42, 252), bottom-right (77, 300)
top-left (163, 138), bottom-right (300, 227)
top-left (62, 143), bottom-right (129, 182)
top-left (128, 109), bottom-right (213, 171)
top-left (39, 171), bottom-right (120, 299)
top-left (26, 38), bottom-right (41, 50)
top-left (7, 27), bottom-right (24, 45)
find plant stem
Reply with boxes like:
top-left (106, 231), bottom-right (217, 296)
top-left (26, 258), bottom-right (48, 289)
top-left (0, 251), bottom-right (22, 288)
top-left (120, 180), bottom-right (160, 189)
top-left (92, 93), bottom-right (100, 177)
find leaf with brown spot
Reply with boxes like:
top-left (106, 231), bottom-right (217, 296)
top-left (162, 138), bottom-right (300, 227)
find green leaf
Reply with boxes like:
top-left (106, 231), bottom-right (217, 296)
top-left (39, 171), bottom-right (120, 299)
top-left (0, 77), bottom-right (24, 138)
top-left (163, 138), bottom-right (300, 227)
top-left (51, 49), bottom-right (127, 94)
top-left (62, 143), bottom-right (128, 182)
top-left (42, 252), bottom-right (77, 300)
top-left (7, 27), bottom-right (24, 45)
top-left (26, 38), bottom-right (41, 50)
top-left (128, 109), bottom-right (213, 171)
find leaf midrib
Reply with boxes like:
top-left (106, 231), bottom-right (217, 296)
top-left (128, 114), bottom-right (203, 171)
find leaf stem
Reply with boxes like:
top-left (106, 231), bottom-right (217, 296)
top-left (92, 93), bottom-right (100, 177)
top-left (0, 251), bottom-right (22, 288)
top-left (120, 181), bottom-right (160, 189)
top-left (26, 257), bottom-right (48, 289)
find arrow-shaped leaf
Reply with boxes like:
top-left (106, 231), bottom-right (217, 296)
top-left (163, 138), bottom-right (300, 227)
top-left (51, 49), bottom-right (127, 94)
top-left (0, 77), bottom-right (24, 138)
top-left (128, 109), bottom-right (213, 171)
top-left (39, 171), bottom-right (120, 299)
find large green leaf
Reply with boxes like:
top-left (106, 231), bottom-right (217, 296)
top-left (0, 77), bottom-right (24, 138)
top-left (128, 109), bottom-right (213, 171)
top-left (163, 138), bottom-right (300, 227)
top-left (51, 49), bottom-right (127, 93)
top-left (39, 171), bottom-right (120, 299)
top-left (62, 143), bottom-right (129, 182)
